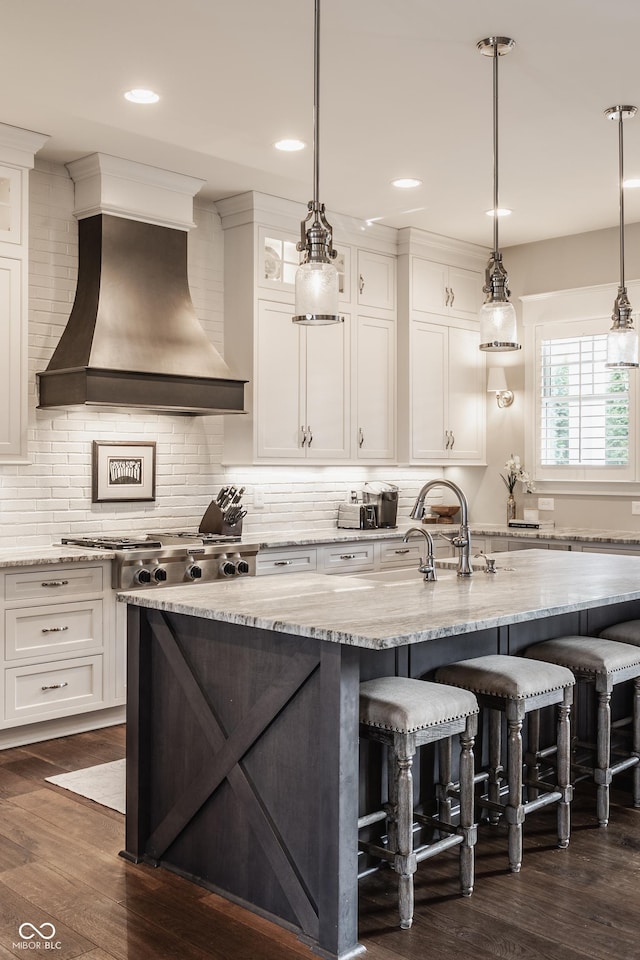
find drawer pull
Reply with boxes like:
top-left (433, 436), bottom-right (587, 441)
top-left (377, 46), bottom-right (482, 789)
top-left (41, 580), bottom-right (69, 587)
top-left (41, 681), bottom-right (69, 691)
top-left (41, 626), bottom-right (69, 634)
top-left (340, 554), bottom-right (358, 560)
top-left (394, 548), bottom-right (411, 555)
top-left (274, 560), bottom-right (293, 566)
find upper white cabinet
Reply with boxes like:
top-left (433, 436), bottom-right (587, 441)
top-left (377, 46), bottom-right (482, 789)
top-left (411, 257), bottom-right (482, 321)
top-left (219, 192), bottom-right (396, 465)
top-left (256, 300), bottom-right (350, 460)
top-left (397, 228), bottom-right (488, 465)
top-left (0, 125), bottom-right (48, 462)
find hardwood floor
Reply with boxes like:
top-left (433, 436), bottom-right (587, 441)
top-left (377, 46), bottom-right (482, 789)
top-left (0, 725), bottom-right (639, 960)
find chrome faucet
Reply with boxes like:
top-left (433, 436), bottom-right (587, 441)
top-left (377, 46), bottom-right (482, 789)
top-left (402, 526), bottom-right (437, 581)
top-left (409, 478), bottom-right (473, 577)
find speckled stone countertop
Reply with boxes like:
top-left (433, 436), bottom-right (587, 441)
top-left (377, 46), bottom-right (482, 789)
top-left (120, 549), bottom-right (640, 651)
top-left (0, 545), bottom-right (115, 567)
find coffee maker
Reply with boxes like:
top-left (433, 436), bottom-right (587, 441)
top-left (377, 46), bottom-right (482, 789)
top-left (362, 481), bottom-right (399, 528)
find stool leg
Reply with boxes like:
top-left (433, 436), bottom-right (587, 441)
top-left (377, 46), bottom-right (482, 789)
top-left (385, 743), bottom-right (399, 856)
top-left (526, 709), bottom-right (541, 802)
top-left (556, 691), bottom-right (572, 849)
top-left (458, 717), bottom-right (477, 897)
top-left (394, 734), bottom-right (417, 930)
top-left (595, 686), bottom-right (612, 827)
top-left (437, 736), bottom-right (453, 827)
top-left (506, 710), bottom-right (524, 873)
top-left (488, 708), bottom-right (503, 824)
top-left (633, 678), bottom-right (640, 809)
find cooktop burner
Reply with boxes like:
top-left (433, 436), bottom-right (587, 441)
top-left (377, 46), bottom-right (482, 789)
top-left (62, 536), bottom-right (163, 550)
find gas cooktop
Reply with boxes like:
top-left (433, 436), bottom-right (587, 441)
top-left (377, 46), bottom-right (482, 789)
top-left (61, 531), bottom-right (241, 551)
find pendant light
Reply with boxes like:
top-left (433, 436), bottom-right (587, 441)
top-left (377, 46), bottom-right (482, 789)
top-left (477, 37), bottom-right (520, 352)
top-left (605, 105), bottom-right (638, 368)
top-left (293, 0), bottom-right (341, 326)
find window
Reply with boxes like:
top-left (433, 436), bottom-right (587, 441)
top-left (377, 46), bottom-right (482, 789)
top-left (523, 283), bottom-right (640, 486)
top-left (540, 332), bottom-right (629, 467)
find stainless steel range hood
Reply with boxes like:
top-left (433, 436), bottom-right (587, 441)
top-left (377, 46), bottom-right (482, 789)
top-left (37, 154), bottom-right (246, 416)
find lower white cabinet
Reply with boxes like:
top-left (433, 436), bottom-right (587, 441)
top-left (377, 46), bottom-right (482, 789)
top-left (256, 546), bottom-right (318, 575)
top-left (0, 561), bottom-right (123, 743)
top-left (256, 535), bottom-right (440, 578)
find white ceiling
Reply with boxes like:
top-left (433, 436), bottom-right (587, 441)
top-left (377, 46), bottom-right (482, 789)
top-left (4, 0), bottom-right (640, 247)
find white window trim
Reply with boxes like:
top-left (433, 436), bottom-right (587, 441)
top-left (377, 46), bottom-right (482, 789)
top-left (522, 279), bottom-right (640, 495)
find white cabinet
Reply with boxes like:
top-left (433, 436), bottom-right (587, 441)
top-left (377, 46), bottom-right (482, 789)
top-left (256, 300), bottom-right (350, 460)
top-left (0, 560), bottom-right (123, 745)
top-left (411, 257), bottom-right (482, 320)
top-left (354, 314), bottom-right (396, 461)
top-left (409, 317), bottom-right (485, 462)
top-left (219, 192), bottom-right (397, 465)
top-left (397, 229), bottom-right (488, 465)
top-left (0, 127), bottom-right (48, 462)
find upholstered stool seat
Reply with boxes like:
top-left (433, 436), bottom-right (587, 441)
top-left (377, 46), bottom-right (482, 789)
top-left (358, 676), bottom-right (478, 929)
top-left (600, 619), bottom-right (640, 646)
top-left (435, 654), bottom-right (574, 873)
top-left (525, 635), bottom-right (640, 826)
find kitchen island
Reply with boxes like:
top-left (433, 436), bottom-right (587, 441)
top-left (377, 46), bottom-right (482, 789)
top-left (120, 550), bottom-right (640, 960)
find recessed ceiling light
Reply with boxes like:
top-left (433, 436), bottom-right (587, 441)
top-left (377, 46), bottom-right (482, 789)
top-left (274, 139), bottom-right (306, 152)
top-left (391, 177), bottom-right (422, 189)
top-left (124, 89), bottom-right (160, 104)
top-left (624, 178), bottom-right (640, 188)
top-left (486, 208), bottom-right (512, 217)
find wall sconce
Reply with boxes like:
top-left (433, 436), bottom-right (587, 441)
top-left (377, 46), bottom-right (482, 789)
top-left (487, 366), bottom-right (514, 407)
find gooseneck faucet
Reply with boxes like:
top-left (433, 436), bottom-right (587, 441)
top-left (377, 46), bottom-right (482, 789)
top-left (409, 479), bottom-right (473, 577)
top-left (402, 526), bottom-right (437, 581)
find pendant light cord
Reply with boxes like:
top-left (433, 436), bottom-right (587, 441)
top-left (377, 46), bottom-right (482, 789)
top-left (619, 110), bottom-right (625, 292)
top-left (493, 40), bottom-right (499, 256)
top-left (313, 0), bottom-right (320, 211)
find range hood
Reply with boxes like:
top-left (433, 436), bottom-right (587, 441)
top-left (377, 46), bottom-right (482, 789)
top-left (37, 154), bottom-right (246, 416)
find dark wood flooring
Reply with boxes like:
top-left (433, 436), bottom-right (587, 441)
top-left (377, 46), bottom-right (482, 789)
top-left (0, 725), bottom-right (639, 960)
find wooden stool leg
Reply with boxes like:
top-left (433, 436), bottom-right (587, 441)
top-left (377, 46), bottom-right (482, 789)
top-left (394, 733), bottom-right (417, 930)
top-left (386, 743), bottom-right (399, 855)
top-left (488, 707), bottom-right (503, 824)
top-left (458, 716), bottom-right (477, 897)
top-left (595, 684), bottom-right (612, 827)
top-left (633, 678), bottom-right (640, 809)
top-left (437, 736), bottom-right (453, 826)
top-left (526, 708), bottom-right (541, 801)
top-left (506, 709), bottom-right (524, 873)
top-left (556, 691), bottom-right (572, 848)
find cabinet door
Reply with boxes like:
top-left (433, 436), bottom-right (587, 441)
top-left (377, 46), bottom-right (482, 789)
top-left (411, 257), bottom-right (448, 313)
top-left (305, 315), bottom-right (351, 459)
top-left (355, 315), bottom-right (395, 460)
top-left (0, 258), bottom-right (23, 459)
top-left (411, 320), bottom-right (448, 460)
top-left (447, 322), bottom-right (485, 462)
top-left (448, 266), bottom-right (483, 320)
top-left (357, 250), bottom-right (396, 312)
top-left (255, 301), bottom-right (306, 459)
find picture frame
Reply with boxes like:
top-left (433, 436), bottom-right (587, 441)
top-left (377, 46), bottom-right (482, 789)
top-left (92, 441), bottom-right (156, 503)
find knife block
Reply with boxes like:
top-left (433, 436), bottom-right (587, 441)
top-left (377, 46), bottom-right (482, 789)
top-left (199, 500), bottom-right (243, 538)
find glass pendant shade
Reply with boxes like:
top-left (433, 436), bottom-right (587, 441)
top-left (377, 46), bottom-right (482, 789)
top-left (607, 323), bottom-right (638, 367)
top-left (293, 260), bottom-right (340, 324)
top-left (479, 300), bottom-right (519, 351)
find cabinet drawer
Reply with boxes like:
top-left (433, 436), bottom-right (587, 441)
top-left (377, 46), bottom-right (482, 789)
top-left (5, 600), bottom-right (103, 661)
top-left (256, 548), bottom-right (318, 575)
top-left (320, 542), bottom-right (375, 574)
top-left (5, 655), bottom-right (104, 722)
top-left (5, 565), bottom-right (104, 601)
top-left (378, 540), bottom-right (422, 567)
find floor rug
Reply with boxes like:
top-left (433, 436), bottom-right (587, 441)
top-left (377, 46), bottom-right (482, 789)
top-left (45, 758), bottom-right (125, 813)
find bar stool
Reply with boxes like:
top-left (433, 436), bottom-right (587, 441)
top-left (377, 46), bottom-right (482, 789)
top-left (358, 676), bottom-right (479, 929)
top-left (525, 635), bottom-right (640, 826)
top-left (435, 654), bottom-right (574, 873)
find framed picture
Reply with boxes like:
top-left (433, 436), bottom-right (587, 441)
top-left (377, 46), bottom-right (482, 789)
top-left (92, 441), bottom-right (156, 503)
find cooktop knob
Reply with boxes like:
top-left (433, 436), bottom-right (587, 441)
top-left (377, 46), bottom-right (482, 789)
top-left (236, 559), bottom-right (250, 575)
top-left (187, 564), bottom-right (202, 580)
top-left (220, 560), bottom-right (237, 577)
top-left (154, 567), bottom-right (168, 582)
top-left (135, 568), bottom-right (152, 585)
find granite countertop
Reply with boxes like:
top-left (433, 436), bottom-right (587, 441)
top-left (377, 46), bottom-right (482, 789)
top-left (0, 544), bottom-right (115, 568)
top-left (120, 549), bottom-right (640, 651)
